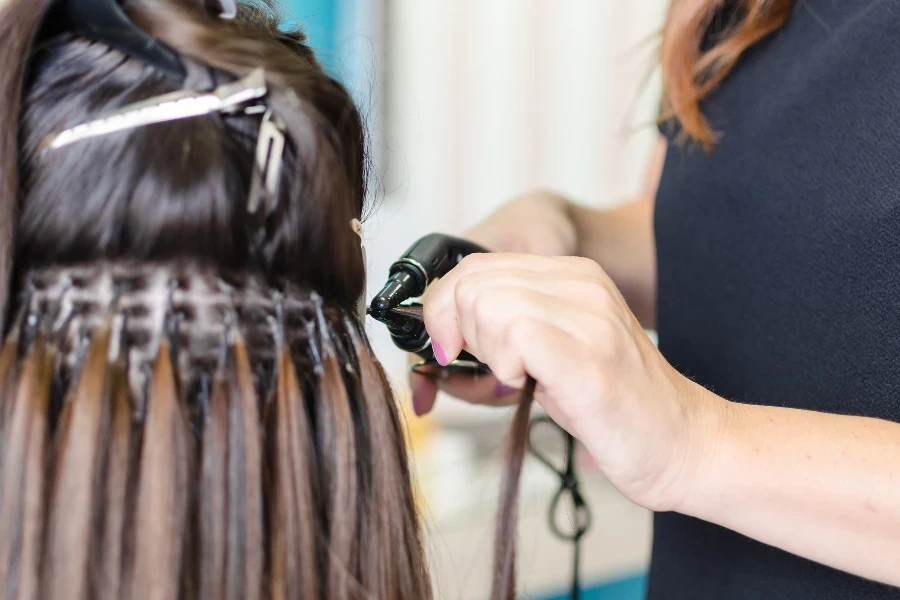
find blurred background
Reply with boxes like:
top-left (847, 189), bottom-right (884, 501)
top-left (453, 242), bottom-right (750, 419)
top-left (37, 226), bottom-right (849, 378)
top-left (292, 1), bottom-right (667, 598)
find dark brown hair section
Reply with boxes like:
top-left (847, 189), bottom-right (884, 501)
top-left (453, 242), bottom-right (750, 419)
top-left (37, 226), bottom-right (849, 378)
top-left (491, 379), bottom-right (537, 600)
top-left (661, 0), bottom-right (791, 147)
top-left (0, 1), bottom-right (431, 599)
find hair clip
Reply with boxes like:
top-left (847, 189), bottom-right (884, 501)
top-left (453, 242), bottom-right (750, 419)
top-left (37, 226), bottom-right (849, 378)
top-left (48, 0), bottom-right (186, 82)
top-left (218, 0), bottom-right (238, 20)
top-left (247, 108), bottom-right (287, 216)
top-left (44, 68), bottom-right (268, 150)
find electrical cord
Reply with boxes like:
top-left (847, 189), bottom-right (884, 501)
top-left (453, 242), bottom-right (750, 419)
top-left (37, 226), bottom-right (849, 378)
top-left (527, 416), bottom-right (592, 600)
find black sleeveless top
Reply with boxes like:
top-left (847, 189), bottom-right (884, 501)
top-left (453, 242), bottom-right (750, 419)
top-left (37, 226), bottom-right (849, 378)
top-left (651, 1), bottom-right (900, 598)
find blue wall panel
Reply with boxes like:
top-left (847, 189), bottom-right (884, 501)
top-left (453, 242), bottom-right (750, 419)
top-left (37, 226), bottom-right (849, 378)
top-left (283, 0), bottom-right (340, 68)
top-left (541, 574), bottom-right (647, 600)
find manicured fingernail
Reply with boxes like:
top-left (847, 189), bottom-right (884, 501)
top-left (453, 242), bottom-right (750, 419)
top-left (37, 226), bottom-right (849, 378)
top-left (432, 341), bottom-right (450, 367)
top-left (494, 383), bottom-right (519, 397)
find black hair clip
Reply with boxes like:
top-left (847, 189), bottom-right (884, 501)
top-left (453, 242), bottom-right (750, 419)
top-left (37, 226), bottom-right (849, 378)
top-left (46, 0), bottom-right (186, 82)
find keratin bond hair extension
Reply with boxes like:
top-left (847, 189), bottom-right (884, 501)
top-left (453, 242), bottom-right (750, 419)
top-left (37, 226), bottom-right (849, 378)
top-left (0, 264), bottom-right (432, 600)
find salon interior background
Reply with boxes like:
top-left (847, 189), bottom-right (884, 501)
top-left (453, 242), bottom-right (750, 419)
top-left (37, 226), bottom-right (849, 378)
top-left (295, 1), bottom-right (668, 598)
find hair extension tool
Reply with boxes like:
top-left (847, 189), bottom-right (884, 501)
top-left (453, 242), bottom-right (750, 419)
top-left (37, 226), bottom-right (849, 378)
top-left (370, 234), bottom-right (591, 599)
top-left (368, 234), bottom-right (489, 374)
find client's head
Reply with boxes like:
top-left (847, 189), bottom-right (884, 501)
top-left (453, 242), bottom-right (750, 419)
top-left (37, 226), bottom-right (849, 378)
top-left (0, 1), bottom-right (431, 598)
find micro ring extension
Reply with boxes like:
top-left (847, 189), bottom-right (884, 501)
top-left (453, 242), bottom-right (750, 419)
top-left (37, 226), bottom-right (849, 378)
top-left (312, 294), bottom-right (345, 371)
top-left (219, 311), bottom-right (235, 369)
top-left (108, 313), bottom-right (129, 365)
top-left (70, 325), bottom-right (93, 380)
top-left (105, 284), bottom-right (129, 364)
top-left (217, 279), bottom-right (241, 334)
top-left (21, 275), bottom-right (43, 349)
top-left (199, 372), bottom-right (212, 425)
top-left (164, 280), bottom-right (185, 365)
top-left (48, 275), bottom-right (74, 336)
top-left (267, 315), bottom-right (282, 349)
top-left (139, 362), bottom-right (153, 424)
top-left (310, 293), bottom-right (334, 350)
top-left (269, 290), bottom-right (286, 349)
top-left (15, 280), bottom-right (36, 328)
top-left (341, 313), bottom-right (367, 371)
top-left (109, 280), bottom-right (128, 316)
top-left (305, 320), bottom-right (324, 374)
top-left (50, 295), bottom-right (77, 347)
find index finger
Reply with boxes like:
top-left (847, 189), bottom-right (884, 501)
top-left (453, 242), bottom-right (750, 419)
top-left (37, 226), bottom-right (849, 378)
top-left (422, 253), bottom-right (563, 363)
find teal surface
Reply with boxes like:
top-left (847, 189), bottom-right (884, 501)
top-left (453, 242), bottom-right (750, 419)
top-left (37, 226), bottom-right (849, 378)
top-left (283, 0), bottom-right (339, 58)
top-left (539, 574), bottom-right (647, 600)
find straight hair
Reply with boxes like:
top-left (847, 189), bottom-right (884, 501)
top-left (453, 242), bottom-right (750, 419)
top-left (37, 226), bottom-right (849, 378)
top-left (0, 1), bottom-right (543, 598)
top-left (0, 1), bottom-right (431, 598)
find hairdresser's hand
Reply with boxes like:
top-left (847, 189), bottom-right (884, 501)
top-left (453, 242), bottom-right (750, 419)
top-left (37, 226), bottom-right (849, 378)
top-left (409, 192), bottom-right (579, 415)
top-left (421, 253), bottom-right (724, 511)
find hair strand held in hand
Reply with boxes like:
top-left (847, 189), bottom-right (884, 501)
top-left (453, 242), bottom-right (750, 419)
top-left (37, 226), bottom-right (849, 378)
top-left (491, 376), bottom-right (537, 600)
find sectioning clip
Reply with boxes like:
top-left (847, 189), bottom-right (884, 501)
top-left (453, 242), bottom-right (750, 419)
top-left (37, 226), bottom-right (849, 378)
top-left (247, 108), bottom-right (287, 216)
top-left (218, 0), bottom-right (238, 19)
top-left (44, 69), bottom-right (269, 150)
top-left (47, 0), bottom-right (186, 82)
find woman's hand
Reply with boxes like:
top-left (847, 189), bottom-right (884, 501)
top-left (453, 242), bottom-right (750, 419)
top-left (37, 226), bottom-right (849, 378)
top-left (422, 253), bottom-right (726, 512)
top-left (409, 191), bottom-right (580, 416)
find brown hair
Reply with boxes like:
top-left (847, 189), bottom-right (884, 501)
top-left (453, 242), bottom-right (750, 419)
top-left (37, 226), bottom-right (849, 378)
top-left (661, 0), bottom-right (792, 147)
top-left (0, 1), bottom-right (431, 599)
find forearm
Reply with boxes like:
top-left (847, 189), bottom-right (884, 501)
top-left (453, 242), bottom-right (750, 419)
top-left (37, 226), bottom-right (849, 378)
top-left (568, 197), bottom-right (656, 327)
top-left (464, 191), bottom-right (657, 327)
top-left (683, 395), bottom-right (900, 585)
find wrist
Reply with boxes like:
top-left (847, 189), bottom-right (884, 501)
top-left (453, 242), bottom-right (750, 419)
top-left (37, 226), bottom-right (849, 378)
top-left (534, 191), bottom-right (579, 256)
top-left (466, 191), bottom-right (578, 256)
top-left (666, 381), bottom-right (734, 515)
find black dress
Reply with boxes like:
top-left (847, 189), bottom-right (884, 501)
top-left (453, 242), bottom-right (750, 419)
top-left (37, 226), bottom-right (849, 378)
top-left (651, 1), bottom-right (900, 598)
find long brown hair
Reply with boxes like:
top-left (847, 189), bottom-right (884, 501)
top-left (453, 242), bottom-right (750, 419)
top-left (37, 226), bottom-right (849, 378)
top-left (0, 1), bottom-right (431, 599)
top-left (661, 0), bottom-right (792, 147)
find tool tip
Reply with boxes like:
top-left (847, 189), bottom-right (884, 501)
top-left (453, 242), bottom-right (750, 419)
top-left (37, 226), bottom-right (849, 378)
top-left (370, 297), bottom-right (390, 312)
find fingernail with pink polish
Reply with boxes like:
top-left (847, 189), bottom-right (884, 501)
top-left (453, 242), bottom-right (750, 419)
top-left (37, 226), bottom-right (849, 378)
top-left (495, 383), bottom-right (519, 397)
top-left (432, 341), bottom-right (450, 367)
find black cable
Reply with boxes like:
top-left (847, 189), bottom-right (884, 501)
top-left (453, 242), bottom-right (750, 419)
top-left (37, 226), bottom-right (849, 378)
top-left (527, 416), bottom-right (592, 600)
